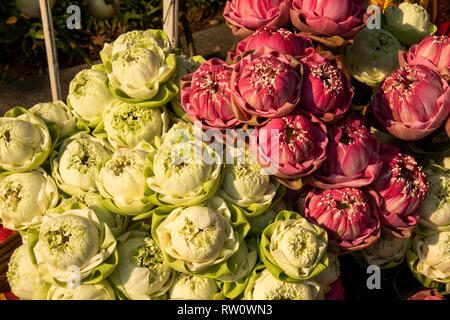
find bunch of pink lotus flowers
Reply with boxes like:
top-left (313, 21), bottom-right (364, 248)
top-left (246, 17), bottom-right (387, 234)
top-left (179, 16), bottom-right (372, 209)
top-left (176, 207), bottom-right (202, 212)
top-left (178, 0), bottom-right (450, 300)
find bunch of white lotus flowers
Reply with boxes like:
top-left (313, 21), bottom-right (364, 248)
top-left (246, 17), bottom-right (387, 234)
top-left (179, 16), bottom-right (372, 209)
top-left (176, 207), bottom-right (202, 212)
top-left (1, 30), bottom-right (339, 301)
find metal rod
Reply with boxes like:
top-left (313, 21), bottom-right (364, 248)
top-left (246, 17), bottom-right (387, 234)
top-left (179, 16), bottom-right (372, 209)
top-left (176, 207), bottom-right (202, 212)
top-left (39, 0), bottom-right (61, 101)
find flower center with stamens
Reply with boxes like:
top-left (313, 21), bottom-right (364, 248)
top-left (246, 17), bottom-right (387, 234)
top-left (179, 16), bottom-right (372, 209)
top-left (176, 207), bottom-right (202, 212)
top-left (390, 154), bottom-right (428, 198)
top-left (310, 62), bottom-right (343, 95)
top-left (432, 35), bottom-right (448, 44)
top-left (249, 56), bottom-right (287, 93)
top-left (192, 66), bottom-right (232, 106)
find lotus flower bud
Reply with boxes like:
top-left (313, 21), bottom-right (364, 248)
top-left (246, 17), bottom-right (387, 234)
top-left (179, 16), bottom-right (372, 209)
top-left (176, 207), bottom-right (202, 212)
top-left (299, 53), bottom-right (353, 123)
top-left (373, 145), bottom-right (428, 237)
top-left (52, 133), bottom-right (113, 196)
top-left (102, 101), bottom-right (168, 151)
top-left (223, 0), bottom-right (291, 40)
top-left (265, 214), bottom-right (329, 280)
top-left (7, 244), bottom-right (47, 300)
top-left (405, 35), bottom-right (450, 80)
top-left (0, 168), bottom-right (59, 231)
top-left (384, 3), bottom-right (437, 46)
top-left (169, 274), bottom-right (220, 300)
top-left (31, 208), bottom-right (117, 284)
top-left (230, 26), bottom-right (314, 61)
top-left (344, 28), bottom-right (404, 87)
top-left (419, 165), bottom-right (450, 232)
top-left (257, 113), bottom-right (328, 180)
top-left (110, 230), bottom-right (174, 300)
top-left (409, 231), bottom-right (450, 292)
top-left (96, 148), bottom-right (151, 215)
top-left (0, 111), bottom-right (52, 173)
top-left (68, 69), bottom-right (114, 127)
top-left (290, 0), bottom-right (366, 45)
top-left (231, 46), bottom-right (302, 126)
top-left (310, 116), bottom-right (382, 189)
top-left (147, 138), bottom-right (222, 206)
top-left (372, 64), bottom-right (450, 141)
top-left (156, 197), bottom-right (239, 272)
top-left (29, 101), bottom-right (77, 138)
top-left (304, 187), bottom-right (381, 252)
top-left (181, 58), bottom-right (238, 129)
top-left (246, 269), bottom-right (322, 300)
top-left (219, 148), bottom-right (280, 217)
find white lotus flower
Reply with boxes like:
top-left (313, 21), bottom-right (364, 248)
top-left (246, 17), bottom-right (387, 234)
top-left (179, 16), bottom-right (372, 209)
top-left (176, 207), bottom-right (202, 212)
top-left (105, 46), bottom-right (175, 100)
top-left (414, 231), bottom-right (450, 287)
top-left (219, 149), bottom-right (279, 216)
top-left (358, 233), bottom-right (409, 267)
top-left (52, 133), bottom-right (112, 196)
top-left (0, 168), bottom-right (58, 230)
top-left (96, 148), bottom-right (150, 214)
top-left (29, 101), bottom-right (77, 138)
top-left (148, 139), bottom-right (221, 205)
top-left (110, 230), bottom-right (174, 300)
top-left (67, 68), bottom-right (114, 126)
top-left (169, 273), bottom-right (219, 300)
top-left (107, 30), bottom-right (171, 57)
top-left (246, 269), bottom-right (322, 300)
top-left (46, 281), bottom-right (115, 300)
top-left (102, 101), bottom-right (169, 151)
top-left (344, 28), bottom-right (404, 87)
top-left (0, 112), bottom-right (51, 173)
top-left (384, 2), bottom-right (437, 46)
top-left (419, 167), bottom-right (450, 231)
top-left (269, 218), bottom-right (328, 279)
top-left (156, 197), bottom-right (239, 272)
top-left (7, 244), bottom-right (47, 300)
top-left (32, 208), bottom-right (117, 283)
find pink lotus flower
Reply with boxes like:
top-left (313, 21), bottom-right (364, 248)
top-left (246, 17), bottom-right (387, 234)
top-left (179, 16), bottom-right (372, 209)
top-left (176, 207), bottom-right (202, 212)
top-left (257, 113), bottom-right (328, 181)
top-left (372, 144), bottom-right (428, 238)
top-left (372, 64), bottom-right (450, 141)
top-left (230, 46), bottom-right (302, 126)
top-left (229, 26), bottom-right (314, 61)
top-left (299, 53), bottom-right (353, 123)
top-left (407, 290), bottom-right (446, 300)
top-left (290, 0), bottom-right (366, 45)
top-left (223, 0), bottom-right (291, 40)
top-left (399, 35), bottom-right (450, 80)
top-left (309, 116), bottom-right (382, 189)
top-left (181, 58), bottom-right (238, 129)
top-left (304, 187), bottom-right (381, 252)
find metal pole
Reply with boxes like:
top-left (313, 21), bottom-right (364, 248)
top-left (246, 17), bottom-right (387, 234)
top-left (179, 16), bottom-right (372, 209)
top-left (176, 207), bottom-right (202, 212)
top-left (39, 0), bottom-right (61, 101)
top-left (163, 0), bottom-right (179, 48)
